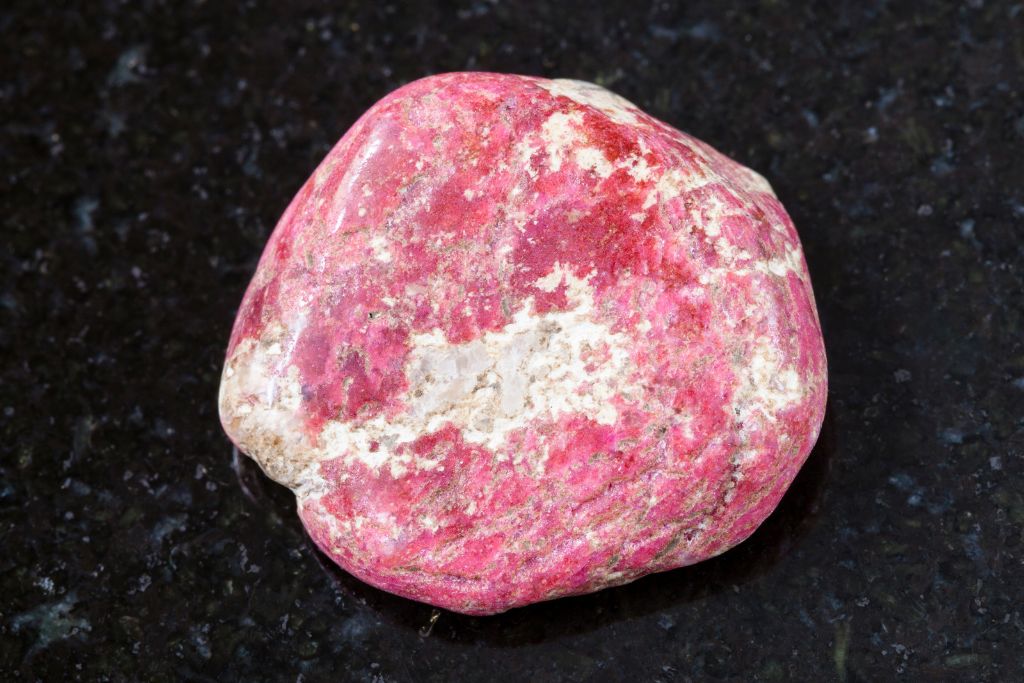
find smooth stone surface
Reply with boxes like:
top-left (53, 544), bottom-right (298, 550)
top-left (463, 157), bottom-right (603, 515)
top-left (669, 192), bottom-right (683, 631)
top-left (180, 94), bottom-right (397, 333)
top-left (219, 73), bottom-right (827, 614)
top-left (8, 2), bottom-right (1022, 679)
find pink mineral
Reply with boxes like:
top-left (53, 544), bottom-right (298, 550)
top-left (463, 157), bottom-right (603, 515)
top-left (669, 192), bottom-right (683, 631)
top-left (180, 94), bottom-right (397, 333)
top-left (218, 73), bottom-right (827, 615)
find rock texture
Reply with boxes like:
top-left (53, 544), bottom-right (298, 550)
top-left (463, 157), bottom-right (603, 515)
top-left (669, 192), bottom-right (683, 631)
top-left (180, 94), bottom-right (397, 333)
top-left (219, 72), bottom-right (827, 615)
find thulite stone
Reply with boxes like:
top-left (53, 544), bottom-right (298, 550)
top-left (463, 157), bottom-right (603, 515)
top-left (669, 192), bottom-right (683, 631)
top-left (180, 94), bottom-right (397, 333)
top-left (219, 72), bottom-right (827, 615)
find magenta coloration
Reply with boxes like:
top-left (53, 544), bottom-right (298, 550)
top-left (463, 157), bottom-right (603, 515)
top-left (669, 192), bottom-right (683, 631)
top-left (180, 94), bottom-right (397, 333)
top-left (219, 73), bottom-right (827, 615)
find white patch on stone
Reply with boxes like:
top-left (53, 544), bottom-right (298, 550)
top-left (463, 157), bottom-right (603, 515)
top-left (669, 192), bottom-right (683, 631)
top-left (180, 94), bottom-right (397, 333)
top-left (309, 267), bottom-right (639, 475)
top-left (676, 411), bottom-right (695, 441)
top-left (737, 165), bottom-right (774, 195)
top-left (223, 267), bottom-right (642, 485)
top-left (512, 140), bottom-right (540, 180)
top-left (533, 261), bottom-right (571, 292)
top-left (540, 110), bottom-right (584, 172)
top-left (642, 167), bottom-right (713, 212)
top-left (698, 241), bottom-right (804, 286)
top-left (751, 245), bottom-right (805, 279)
top-left (574, 147), bottom-right (615, 178)
top-left (370, 235), bottom-right (391, 263)
top-left (219, 332), bottom-right (328, 497)
top-left (713, 238), bottom-right (750, 263)
top-left (731, 336), bottom-right (803, 427)
top-left (626, 155), bottom-right (655, 182)
top-left (538, 79), bottom-right (643, 127)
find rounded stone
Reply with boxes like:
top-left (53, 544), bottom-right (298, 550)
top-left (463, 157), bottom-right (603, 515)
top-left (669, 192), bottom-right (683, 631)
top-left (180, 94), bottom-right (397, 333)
top-left (219, 72), bottom-right (827, 615)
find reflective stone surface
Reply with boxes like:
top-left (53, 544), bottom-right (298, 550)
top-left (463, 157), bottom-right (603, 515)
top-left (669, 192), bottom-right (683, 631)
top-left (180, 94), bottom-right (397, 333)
top-left (3, 1), bottom-right (1022, 680)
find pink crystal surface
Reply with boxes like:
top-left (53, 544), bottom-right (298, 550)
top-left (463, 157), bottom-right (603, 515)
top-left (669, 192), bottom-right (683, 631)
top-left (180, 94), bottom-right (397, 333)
top-left (219, 72), bottom-right (827, 615)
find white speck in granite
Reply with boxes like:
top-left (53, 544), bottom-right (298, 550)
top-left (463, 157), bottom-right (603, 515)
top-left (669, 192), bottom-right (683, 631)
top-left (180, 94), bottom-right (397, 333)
top-left (34, 576), bottom-right (55, 594)
top-left (940, 428), bottom-right (964, 445)
top-left (11, 592), bottom-right (92, 655)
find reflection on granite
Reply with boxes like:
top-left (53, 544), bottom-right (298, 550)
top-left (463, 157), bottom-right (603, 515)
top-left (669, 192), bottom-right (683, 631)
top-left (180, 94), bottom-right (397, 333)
top-left (2, 1), bottom-right (1022, 680)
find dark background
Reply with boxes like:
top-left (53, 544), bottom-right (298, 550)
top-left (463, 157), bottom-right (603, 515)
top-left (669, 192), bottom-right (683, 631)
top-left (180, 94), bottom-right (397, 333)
top-left (3, 1), bottom-right (1023, 680)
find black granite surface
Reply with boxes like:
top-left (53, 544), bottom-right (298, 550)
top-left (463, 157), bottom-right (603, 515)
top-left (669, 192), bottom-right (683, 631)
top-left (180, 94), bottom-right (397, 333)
top-left (3, 1), bottom-right (1024, 680)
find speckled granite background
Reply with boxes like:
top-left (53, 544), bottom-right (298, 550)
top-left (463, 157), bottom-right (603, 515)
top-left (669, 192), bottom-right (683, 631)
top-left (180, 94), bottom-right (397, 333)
top-left (2, 1), bottom-right (1023, 681)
